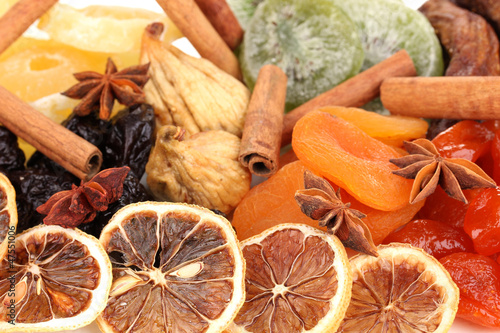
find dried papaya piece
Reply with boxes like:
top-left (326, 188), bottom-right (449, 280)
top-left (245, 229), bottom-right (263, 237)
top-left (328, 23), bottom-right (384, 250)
top-left (292, 110), bottom-right (415, 211)
top-left (319, 106), bottom-right (428, 147)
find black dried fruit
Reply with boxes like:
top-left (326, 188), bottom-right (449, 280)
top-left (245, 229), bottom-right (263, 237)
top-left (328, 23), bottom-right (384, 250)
top-left (103, 104), bottom-right (155, 179)
top-left (28, 112), bottom-right (110, 172)
top-left (8, 168), bottom-right (76, 232)
top-left (78, 173), bottom-right (152, 238)
top-left (0, 126), bottom-right (25, 173)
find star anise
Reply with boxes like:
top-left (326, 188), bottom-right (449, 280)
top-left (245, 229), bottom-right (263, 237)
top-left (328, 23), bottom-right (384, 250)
top-left (36, 166), bottom-right (130, 228)
top-left (390, 138), bottom-right (496, 204)
top-left (62, 58), bottom-right (150, 120)
top-left (295, 170), bottom-right (378, 257)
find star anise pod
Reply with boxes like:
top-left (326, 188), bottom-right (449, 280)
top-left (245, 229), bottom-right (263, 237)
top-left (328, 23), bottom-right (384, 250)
top-left (37, 166), bottom-right (130, 228)
top-left (62, 58), bottom-right (150, 120)
top-left (295, 170), bottom-right (378, 257)
top-left (390, 138), bottom-right (496, 204)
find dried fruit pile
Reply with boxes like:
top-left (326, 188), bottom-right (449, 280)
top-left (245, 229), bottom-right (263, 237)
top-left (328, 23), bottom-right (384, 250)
top-left (1, 0), bottom-right (500, 332)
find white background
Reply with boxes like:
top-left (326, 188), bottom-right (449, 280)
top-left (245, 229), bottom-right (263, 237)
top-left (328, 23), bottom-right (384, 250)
top-left (14, 0), bottom-right (500, 332)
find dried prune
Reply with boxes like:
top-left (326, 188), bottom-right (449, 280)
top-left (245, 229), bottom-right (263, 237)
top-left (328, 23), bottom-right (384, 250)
top-left (78, 174), bottom-right (152, 238)
top-left (28, 112), bottom-right (110, 173)
top-left (0, 126), bottom-right (25, 173)
top-left (8, 168), bottom-right (75, 232)
top-left (102, 104), bottom-right (155, 179)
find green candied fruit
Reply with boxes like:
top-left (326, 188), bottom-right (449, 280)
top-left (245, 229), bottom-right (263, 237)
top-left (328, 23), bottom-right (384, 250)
top-left (332, 0), bottom-right (444, 77)
top-left (239, 0), bottom-right (365, 111)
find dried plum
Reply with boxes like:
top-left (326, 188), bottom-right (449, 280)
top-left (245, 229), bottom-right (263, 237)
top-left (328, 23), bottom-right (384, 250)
top-left (103, 104), bottom-right (155, 179)
top-left (28, 112), bottom-right (110, 173)
top-left (0, 126), bottom-right (25, 173)
top-left (8, 168), bottom-right (75, 232)
top-left (79, 173), bottom-right (152, 238)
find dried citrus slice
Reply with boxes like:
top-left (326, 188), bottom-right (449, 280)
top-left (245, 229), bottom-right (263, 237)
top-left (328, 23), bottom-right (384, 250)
top-left (338, 243), bottom-right (459, 332)
top-left (0, 173), bottom-right (17, 262)
top-left (97, 202), bottom-right (245, 333)
top-left (227, 224), bottom-right (352, 333)
top-left (0, 225), bottom-right (112, 332)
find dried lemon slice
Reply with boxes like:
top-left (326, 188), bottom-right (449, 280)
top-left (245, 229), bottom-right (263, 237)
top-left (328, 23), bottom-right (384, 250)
top-left (0, 173), bottom-right (17, 262)
top-left (98, 202), bottom-right (245, 333)
top-left (0, 225), bottom-right (112, 332)
top-left (338, 243), bottom-right (459, 332)
top-left (228, 224), bottom-right (352, 333)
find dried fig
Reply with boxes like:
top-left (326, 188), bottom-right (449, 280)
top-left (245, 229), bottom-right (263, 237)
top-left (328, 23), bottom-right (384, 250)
top-left (141, 23), bottom-right (250, 138)
top-left (146, 125), bottom-right (251, 214)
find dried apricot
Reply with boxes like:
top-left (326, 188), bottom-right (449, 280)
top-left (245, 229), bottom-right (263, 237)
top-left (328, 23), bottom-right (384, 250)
top-left (464, 187), bottom-right (500, 256)
top-left (292, 110), bottom-right (414, 211)
top-left (231, 161), bottom-right (423, 244)
top-left (319, 106), bottom-right (428, 147)
top-left (440, 252), bottom-right (500, 328)
top-left (382, 219), bottom-right (474, 259)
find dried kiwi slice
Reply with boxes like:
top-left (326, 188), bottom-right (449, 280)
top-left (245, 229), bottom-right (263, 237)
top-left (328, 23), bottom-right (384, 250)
top-left (239, 0), bottom-right (364, 111)
top-left (225, 0), bottom-right (264, 31)
top-left (332, 0), bottom-right (444, 76)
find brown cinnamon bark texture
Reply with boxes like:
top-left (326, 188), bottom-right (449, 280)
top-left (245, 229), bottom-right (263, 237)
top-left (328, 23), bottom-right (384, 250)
top-left (0, 85), bottom-right (102, 180)
top-left (0, 0), bottom-right (58, 55)
top-left (381, 76), bottom-right (500, 119)
top-left (156, 0), bottom-right (242, 80)
top-left (194, 0), bottom-right (244, 50)
top-left (239, 65), bottom-right (287, 177)
top-left (281, 50), bottom-right (416, 147)
top-left (420, 0), bottom-right (500, 76)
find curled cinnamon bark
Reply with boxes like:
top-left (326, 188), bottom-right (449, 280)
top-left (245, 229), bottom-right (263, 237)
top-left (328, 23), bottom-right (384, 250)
top-left (420, 0), bottom-right (500, 76)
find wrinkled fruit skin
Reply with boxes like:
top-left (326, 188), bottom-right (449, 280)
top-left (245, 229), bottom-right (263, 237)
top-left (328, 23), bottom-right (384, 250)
top-left (8, 168), bottom-right (75, 232)
top-left (79, 173), bottom-right (151, 238)
top-left (464, 187), bottom-right (500, 255)
top-left (28, 112), bottom-right (110, 174)
top-left (382, 219), bottom-right (474, 259)
top-left (440, 252), bottom-right (500, 328)
top-left (0, 126), bottom-right (25, 173)
top-left (103, 104), bottom-right (155, 179)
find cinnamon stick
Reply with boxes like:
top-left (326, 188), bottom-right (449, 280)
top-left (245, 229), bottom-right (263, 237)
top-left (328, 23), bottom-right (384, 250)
top-left (0, 0), bottom-right (58, 55)
top-left (156, 0), bottom-right (242, 80)
top-left (194, 0), bottom-right (244, 50)
top-left (381, 76), bottom-right (500, 119)
top-left (0, 86), bottom-right (102, 180)
top-left (281, 50), bottom-right (416, 146)
top-left (239, 64), bottom-right (287, 177)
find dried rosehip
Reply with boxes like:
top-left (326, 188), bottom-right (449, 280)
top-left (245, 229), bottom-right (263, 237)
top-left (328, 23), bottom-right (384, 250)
top-left (0, 126), bottom-right (25, 173)
top-left (382, 219), bottom-right (474, 259)
top-left (102, 104), bottom-right (155, 179)
top-left (440, 252), bottom-right (500, 328)
top-left (464, 187), bottom-right (500, 255)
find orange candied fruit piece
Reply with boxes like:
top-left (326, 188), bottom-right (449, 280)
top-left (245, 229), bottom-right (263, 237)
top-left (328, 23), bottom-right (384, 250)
top-left (319, 106), bottom-right (428, 147)
top-left (231, 160), bottom-right (423, 244)
top-left (292, 110), bottom-right (415, 211)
